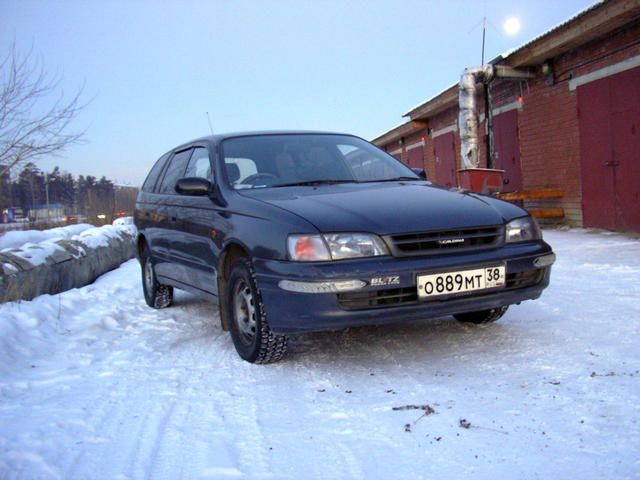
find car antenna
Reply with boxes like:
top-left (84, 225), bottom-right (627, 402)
top-left (205, 112), bottom-right (214, 135)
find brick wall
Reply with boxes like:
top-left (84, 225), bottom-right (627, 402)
top-left (378, 19), bottom-right (640, 227)
top-left (517, 20), bottom-right (640, 226)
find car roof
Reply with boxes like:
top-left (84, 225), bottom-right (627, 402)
top-left (173, 130), bottom-right (356, 151)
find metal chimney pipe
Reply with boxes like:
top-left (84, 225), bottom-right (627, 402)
top-left (458, 66), bottom-right (494, 169)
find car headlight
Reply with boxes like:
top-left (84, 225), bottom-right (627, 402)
top-left (323, 233), bottom-right (389, 260)
top-left (288, 233), bottom-right (389, 261)
top-left (505, 216), bottom-right (542, 243)
top-left (287, 235), bottom-right (331, 261)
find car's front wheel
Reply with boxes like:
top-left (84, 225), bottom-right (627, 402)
top-left (454, 306), bottom-right (508, 324)
top-left (226, 259), bottom-right (288, 364)
top-left (141, 245), bottom-right (173, 309)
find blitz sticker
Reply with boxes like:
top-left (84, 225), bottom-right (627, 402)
top-left (370, 276), bottom-right (400, 287)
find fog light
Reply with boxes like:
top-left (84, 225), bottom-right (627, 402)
top-left (278, 279), bottom-right (366, 293)
top-left (534, 253), bottom-right (556, 268)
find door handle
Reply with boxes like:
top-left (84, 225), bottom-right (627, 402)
top-left (603, 160), bottom-right (620, 167)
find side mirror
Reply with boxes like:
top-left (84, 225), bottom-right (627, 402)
top-left (411, 168), bottom-right (427, 179)
top-left (175, 177), bottom-right (211, 196)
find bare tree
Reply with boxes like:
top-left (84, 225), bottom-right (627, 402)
top-left (0, 43), bottom-right (87, 178)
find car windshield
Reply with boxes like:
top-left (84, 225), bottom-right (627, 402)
top-left (221, 134), bottom-right (420, 189)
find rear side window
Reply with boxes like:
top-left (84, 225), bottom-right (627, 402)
top-left (184, 147), bottom-right (212, 180)
top-left (142, 153), bottom-right (170, 193)
top-left (158, 149), bottom-right (193, 194)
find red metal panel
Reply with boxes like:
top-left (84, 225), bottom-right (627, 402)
top-left (406, 145), bottom-right (424, 169)
top-left (610, 67), bottom-right (640, 231)
top-left (433, 133), bottom-right (457, 187)
top-left (578, 77), bottom-right (616, 230)
top-left (493, 109), bottom-right (522, 193)
top-left (578, 65), bottom-right (640, 231)
top-left (612, 110), bottom-right (640, 230)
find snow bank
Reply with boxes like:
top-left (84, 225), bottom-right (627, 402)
top-left (112, 216), bottom-right (134, 227)
top-left (0, 223), bottom-right (93, 251)
top-left (73, 223), bottom-right (137, 250)
top-left (0, 223), bottom-right (137, 303)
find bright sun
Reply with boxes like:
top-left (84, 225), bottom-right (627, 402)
top-left (503, 17), bottom-right (521, 35)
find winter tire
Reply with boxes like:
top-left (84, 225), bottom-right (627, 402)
top-left (226, 259), bottom-right (288, 364)
top-left (141, 244), bottom-right (173, 309)
top-left (454, 306), bottom-right (508, 324)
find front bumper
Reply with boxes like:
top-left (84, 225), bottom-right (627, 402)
top-left (254, 241), bottom-right (554, 334)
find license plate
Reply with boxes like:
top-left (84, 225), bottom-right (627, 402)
top-left (417, 265), bottom-right (505, 300)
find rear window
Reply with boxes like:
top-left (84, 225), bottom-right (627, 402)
top-left (141, 153), bottom-right (170, 193)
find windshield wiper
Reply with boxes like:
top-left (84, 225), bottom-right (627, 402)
top-left (273, 179), bottom-right (357, 187)
top-left (361, 176), bottom-right (422, 183)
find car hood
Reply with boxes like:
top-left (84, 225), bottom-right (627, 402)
top-left (239, 182), bottom-right (526, 235)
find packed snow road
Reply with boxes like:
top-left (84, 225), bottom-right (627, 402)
top-left (0, 230), bottom-right (639, 479)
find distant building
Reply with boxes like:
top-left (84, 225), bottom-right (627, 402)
top-left (114, 185), bottom-right (139, 218)
top-left (29, 204), bottom-right (66, 222)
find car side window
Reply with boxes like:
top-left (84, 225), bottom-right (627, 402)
top-left (142, 153), bottom-right (170, 193)
top-left (184, 147), bottom-right (212, 180)
top-left (158, 149), bottom-right (193, 194)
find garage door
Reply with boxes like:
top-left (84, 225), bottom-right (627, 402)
top-left (406, 144), bottom-right (424, 169)
top-left (578, 66), bottom-right (640, 231)
top-left (493, 109), bottom-right (523, 193)
top-left (433, 132), bottom-right (457, 187)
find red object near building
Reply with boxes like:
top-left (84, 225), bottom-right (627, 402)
top-left (458, 168), bottom-right (504, 194)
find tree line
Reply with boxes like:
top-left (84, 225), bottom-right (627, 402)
top-left (0, 163), bottom-right (118, 219)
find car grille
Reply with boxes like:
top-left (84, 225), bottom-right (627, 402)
top-left (337, 268), bottom-right (546, 311)
top-left (337, 287), bottom-right (418, 310)
top-left (385, 226), bottom-right (503, 257)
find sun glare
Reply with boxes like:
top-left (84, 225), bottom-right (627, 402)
top-left (504, 17), bottom-right (521, 36)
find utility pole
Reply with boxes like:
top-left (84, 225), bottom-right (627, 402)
top-left (45, 173), bottom-right (50, 224)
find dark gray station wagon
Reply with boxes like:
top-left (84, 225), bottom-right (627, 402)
top-left (134, 131), bottom-right (555, 363)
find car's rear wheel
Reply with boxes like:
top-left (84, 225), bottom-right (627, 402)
top-left (226, 259), bottom-right (288, 364)
top-left (454, 306), bottom-right (508, 324)
top-left (141, 245), bottom-right (173, 309)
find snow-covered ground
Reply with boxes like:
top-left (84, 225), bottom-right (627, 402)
top-left (0, 230), bottom-right (638, 479)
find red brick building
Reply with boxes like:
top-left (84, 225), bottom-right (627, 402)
top-left (373, 0), bottom-right (640, 232)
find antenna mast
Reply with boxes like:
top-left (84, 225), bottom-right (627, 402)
top-left (205, 112), bottom-right (214, 135)
top-left (481, 0), bottom-right (487, 65)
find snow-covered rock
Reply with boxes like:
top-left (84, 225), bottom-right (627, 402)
top-left (0, 223), bottom-right (137, 302)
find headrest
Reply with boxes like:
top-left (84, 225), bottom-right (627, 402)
top-left (226, 163), bottom-right (241, 182)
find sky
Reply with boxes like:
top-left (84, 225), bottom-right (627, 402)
top-left (1, 0), bottom-right (595, 185)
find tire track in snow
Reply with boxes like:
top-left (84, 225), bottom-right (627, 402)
top-left (215, 377), bottom-right (270, 476)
